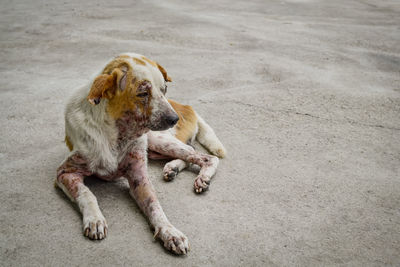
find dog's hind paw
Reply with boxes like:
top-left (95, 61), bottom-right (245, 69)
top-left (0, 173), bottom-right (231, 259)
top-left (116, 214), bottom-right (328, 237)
top-left (210, 146), bottom-right (226, 158)
top-left (154, 224), bottom-right (190, 255)
top-left (83, 215), bottom-right (108, 240)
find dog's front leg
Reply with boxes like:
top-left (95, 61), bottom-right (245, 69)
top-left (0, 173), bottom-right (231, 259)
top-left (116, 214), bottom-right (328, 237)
top-left (148, 131), bottom-right (219, 193)
top-left (56, 153), bottom-right (108, 240)
top-left (125, 150), bottom-right (189, 255)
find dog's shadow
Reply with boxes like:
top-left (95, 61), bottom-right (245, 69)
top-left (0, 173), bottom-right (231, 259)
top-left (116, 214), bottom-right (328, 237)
top-left (54, 175), bottom-right (133, 216)
top-left (54, 159), bottom-right (196, 256)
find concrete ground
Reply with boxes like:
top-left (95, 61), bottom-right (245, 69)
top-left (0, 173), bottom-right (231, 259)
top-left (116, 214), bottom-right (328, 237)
top-left (1, 0), bottom-right (399, 266)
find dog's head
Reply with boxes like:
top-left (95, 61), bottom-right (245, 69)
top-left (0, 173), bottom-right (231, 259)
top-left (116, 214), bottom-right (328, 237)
top-left (87, 53), bottom-right (178, 131)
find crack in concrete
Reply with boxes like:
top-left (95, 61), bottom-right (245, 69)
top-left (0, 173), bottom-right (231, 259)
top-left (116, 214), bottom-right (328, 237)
top-left (293, 111), bottom-right (400, 131)
top-left (215, 99), bottom-right (400, 131)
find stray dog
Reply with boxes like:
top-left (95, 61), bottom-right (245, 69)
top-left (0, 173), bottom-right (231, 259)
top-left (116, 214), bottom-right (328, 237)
top-left (55, 53), bottom-right (226, 255)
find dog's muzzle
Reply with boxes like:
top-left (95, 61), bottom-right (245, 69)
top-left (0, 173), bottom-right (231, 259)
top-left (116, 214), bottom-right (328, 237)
top-left (164, 113), bottom-right (179, 127)
top-left (150, 112), bottom-right (179, 131)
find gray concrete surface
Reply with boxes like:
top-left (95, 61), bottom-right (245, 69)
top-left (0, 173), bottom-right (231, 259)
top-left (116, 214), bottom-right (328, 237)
top-left (1, 0), bottom-right (399, 266)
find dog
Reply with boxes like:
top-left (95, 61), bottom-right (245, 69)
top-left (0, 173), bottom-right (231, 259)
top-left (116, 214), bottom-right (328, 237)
top-left (55, 53), bottom-right (226, 255)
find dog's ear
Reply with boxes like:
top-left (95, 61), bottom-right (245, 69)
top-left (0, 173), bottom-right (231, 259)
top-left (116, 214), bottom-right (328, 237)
top-left (156, 63), bottom-right (172, 82)
top-left (87, 67), bottom-right (127, 105)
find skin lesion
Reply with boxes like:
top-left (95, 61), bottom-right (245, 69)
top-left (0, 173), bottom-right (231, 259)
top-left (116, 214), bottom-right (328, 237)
top-left (107, 79), bottom-right (153, 121)
top-left (129, 151), bottom-right (146, 161)
top-left (57, 153), bottom-right (91, 176)
top-left (56, 153), bottom-right (92, 198)
top-left (57, 173), bottom-right (83, 198)
top-left (57, 54), bottom-right (191, 254)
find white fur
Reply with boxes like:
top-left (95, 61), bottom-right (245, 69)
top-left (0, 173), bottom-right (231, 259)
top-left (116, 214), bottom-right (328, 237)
top-left (64, 53), bottom-right (173, 176)
top-left (65, 86), bottom-right (120, 175)
top-left (59, 53), bottom-right (192, 251)
top-left (164, 159), bottom-right (188, 173)
top-left (195, 113), bottom-right (226, 158)
top-left (55, 178), bottom-right (75, 202)
top-left (76, 184), bottom-right (107, 232)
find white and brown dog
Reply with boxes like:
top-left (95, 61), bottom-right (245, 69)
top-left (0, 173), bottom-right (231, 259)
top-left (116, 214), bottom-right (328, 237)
top-left (55, 53), bottom-right (226, 255)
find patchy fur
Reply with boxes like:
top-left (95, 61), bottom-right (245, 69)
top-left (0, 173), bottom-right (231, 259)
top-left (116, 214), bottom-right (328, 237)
top-left (56, 52), bottom-right (225, 255)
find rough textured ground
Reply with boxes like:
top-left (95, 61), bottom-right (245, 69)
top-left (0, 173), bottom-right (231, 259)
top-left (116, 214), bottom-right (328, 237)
top-left (1, 0), bottom-right (399, 266)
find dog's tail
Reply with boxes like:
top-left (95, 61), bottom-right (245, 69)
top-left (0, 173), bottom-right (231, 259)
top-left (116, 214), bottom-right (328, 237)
top-left (195, 113), bottom-right (226, 158)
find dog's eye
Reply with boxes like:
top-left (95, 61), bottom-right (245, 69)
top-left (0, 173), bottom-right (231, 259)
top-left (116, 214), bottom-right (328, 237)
top-left (137, 92), bottom-right (149, 97)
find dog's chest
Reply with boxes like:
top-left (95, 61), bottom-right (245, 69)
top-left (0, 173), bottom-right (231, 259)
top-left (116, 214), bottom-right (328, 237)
top-left (89, 110), bottom-right (149, 177)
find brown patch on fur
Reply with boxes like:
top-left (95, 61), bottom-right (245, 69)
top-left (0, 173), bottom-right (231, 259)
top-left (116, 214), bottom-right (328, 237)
top-left (168, 99), bottom-right (198, 143)
top-left (141, 56), bottom-right (172, 82)
top-left (86, 57), bottom-right (152, 119)
top-left (141, 56), bottom-right (157, 67)
top-left (87, 73), bottom-right (116, 105)
top-left (107, 78), bottom-right (153, 119)
top-left (156, 63), bottom-right (172, 82)
top-left (102, 57), bottom-right (130, 75)
top-left (133, 58), bottom-right (146, 66)
top-left (87, 57), bottom-right (132, 105)
top-left (65, 136), bottom-right (73, 151)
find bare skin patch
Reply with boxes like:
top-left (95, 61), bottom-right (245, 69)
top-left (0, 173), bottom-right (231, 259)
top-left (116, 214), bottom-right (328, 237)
top-left (147, 131), bottom-right (219, 193)
top-left (57, 135), bottom-right (189, 252)
top-left (56, 153), bottom-right (109, 239)
top-left (106, 79), bottom-right (153, 120)
top-left (100, 57), bottom-right (153, 120)
top-left (58, 53), bottom-right (224, 254)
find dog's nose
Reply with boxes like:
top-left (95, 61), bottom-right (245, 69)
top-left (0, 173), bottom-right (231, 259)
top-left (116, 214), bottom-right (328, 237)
top-left (165, 114), bottom-right (179, 126)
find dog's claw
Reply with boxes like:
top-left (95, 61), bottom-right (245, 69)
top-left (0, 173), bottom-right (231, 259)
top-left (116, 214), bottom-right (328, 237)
top-left (177, 241), bottom-right (187, 254)
top-left (164, 171), bottom-right (176, 181)
top-left (194, 175), bottom-right (210, 194)
top-left (83, 217), bottom-right (108, 240)
top-left (170, 242), bottom-right (177, 253)
top-left (163, 167), bottom-right (179, 182)
top-left (155, 225), bottom-right (189, 255)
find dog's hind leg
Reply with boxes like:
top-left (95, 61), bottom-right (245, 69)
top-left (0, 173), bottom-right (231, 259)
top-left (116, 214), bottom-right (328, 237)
top-left (148, 131), bottom-right (219, 193)
top-left (56, 153), bottom-right (108, 240)
top-left (195, 113), bottom-right (226, 158)
top-left (163, 159), bottom-right (189, 181)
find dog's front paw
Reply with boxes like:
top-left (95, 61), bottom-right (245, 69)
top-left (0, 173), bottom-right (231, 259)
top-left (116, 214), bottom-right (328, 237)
top-left (83, 215), bottom-right (108, 240)
top-left (194, 175), bottom-right (210, 193)
top-left (163, 166), bottom-right (179, 182)
top-left (154, 224), bottom-right (190, 255)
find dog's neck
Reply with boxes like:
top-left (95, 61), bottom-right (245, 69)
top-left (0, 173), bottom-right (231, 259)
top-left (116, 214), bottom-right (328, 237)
top-left (115, 110), bottom-right (150, 145)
